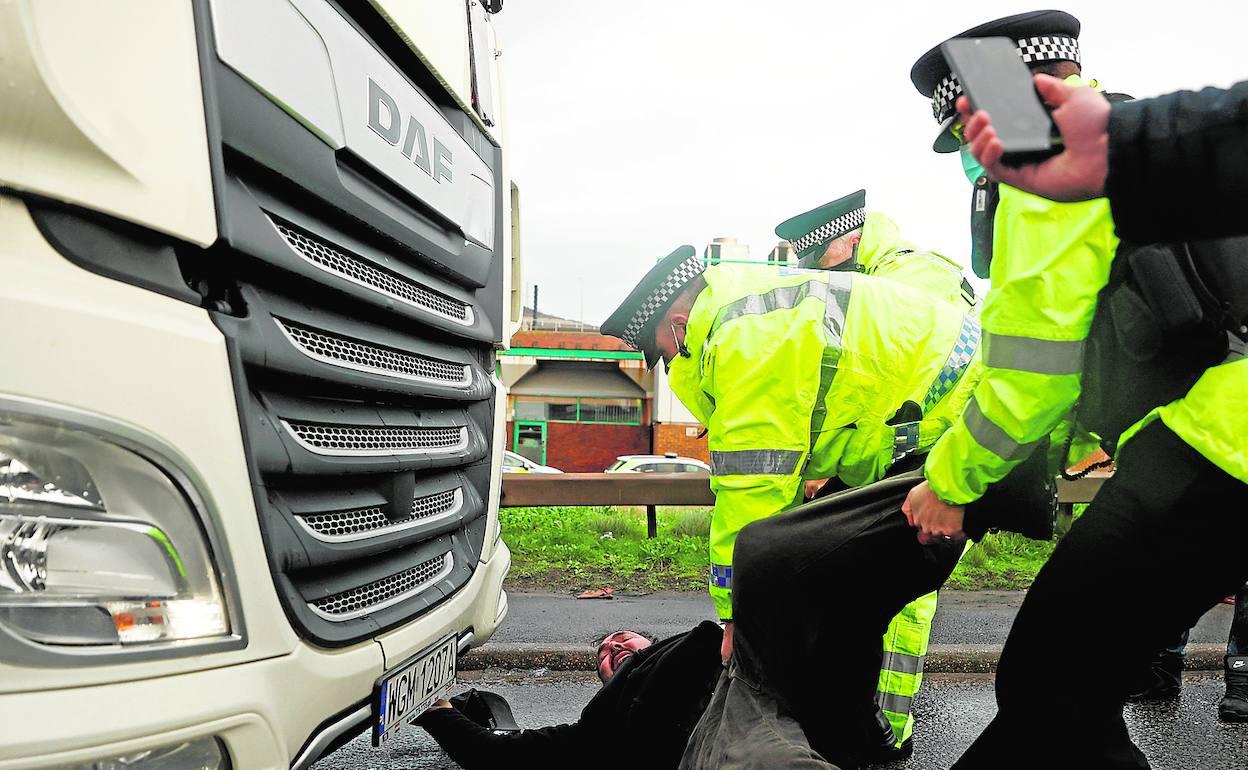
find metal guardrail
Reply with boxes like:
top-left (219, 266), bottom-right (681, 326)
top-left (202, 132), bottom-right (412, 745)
top-left (501, 472), bottom-right (1109, 537)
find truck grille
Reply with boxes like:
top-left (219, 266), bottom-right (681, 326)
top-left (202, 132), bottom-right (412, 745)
top-left (297, 489), bottom-right (463, 542)
top-left (271, 216), bottom-right (472, 325)
top-left (146, 0), bottom-right (509, 648)
top-left (283, 422), bottom-right (467, 455)
top-left (309, 552), bottom-right (454, 620)
top-left (276, 319), bottom-right (471, 386)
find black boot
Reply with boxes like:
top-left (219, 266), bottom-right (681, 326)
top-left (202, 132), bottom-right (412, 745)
top-left (1219, 656), bottom-right (1248, 722)
top-left (1125, 650), bottom-right (1183, 701)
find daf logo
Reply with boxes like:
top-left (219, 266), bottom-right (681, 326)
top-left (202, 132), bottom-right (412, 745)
top-left (367, 78), bottom-right (453, 184)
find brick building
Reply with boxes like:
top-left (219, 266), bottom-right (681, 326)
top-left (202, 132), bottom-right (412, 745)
top-left (498, 309), bottom-right (709, 471)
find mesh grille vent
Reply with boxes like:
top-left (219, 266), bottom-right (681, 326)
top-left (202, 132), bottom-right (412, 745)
top-left (285, 422), bottom-right (465, 455)
top-left (412, 488), bottom-right (460, 519)
top-left (299, 506), bottom-right (388, 539)
top-left (277, 319), bottom-right (470, 385)
top-left (298, 489), bottom-right (462, 540)
top-left (270, 217), bottom-right (470, 323)
top-left (310, 553), bottom-right (451, 618)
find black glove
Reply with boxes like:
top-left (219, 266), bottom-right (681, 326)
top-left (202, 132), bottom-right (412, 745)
top-left (449, 689), bottom-right (521, 733)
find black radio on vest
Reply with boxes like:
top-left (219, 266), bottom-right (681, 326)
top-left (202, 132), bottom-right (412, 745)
top-left (1080, 235), bottom-right (1248, 455)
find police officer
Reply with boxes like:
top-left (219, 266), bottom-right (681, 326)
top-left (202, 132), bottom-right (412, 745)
top-left (775, 190), bottom-right (976, 752)
top-left (776, 188), bottom-right (976, 309)
top-left (910, 10), bottom-right (1119, 290)
top-left (904, 11), bottom-right (1248, 768)
top-left (601, 246), bottom-right (978, 766)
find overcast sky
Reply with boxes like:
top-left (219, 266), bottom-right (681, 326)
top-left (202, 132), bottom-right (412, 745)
top-left (493, 2), bottom-right (1245, 324)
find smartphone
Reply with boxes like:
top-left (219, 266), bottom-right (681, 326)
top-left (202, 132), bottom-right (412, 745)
top-left (940, 37), bottom-right (1062, 166)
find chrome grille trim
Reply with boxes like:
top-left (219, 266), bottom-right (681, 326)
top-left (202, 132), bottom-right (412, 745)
top-left (274, 318), bottom-right (472, 388)
top-left (281, 421), bottom-right (469, 457)
top-left (308, 552), bottom-right (454, 621)
top-left (295, 489), bottom-right (464, 543)
top-left (267, 215), bottom-right (474, 326)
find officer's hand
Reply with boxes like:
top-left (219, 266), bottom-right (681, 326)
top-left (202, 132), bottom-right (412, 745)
top-left (429, 698), bottom-right (453, 710)
top-left (956, 74), bottom-right (1110, 202)
top-left (804, 479), bottom-right (829, 500)
top-left (721, 621), bottom-right (734, 664)
top-left (903, 481), bottom-right (967, 545)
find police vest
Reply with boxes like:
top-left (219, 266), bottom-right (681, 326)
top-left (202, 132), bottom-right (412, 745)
top-left (1080, 236), bottom-right (1248, 454)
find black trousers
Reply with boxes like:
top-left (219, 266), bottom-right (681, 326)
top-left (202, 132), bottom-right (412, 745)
top-left (954, 422), bottom-right (1248, 769)
top-left (730, 473), bottom-right (963, 769)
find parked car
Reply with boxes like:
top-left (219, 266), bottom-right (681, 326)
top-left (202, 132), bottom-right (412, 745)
top-left (605, 453), bottom-right (711, 474)
top-left (503, 450), bottom-right (564, 474)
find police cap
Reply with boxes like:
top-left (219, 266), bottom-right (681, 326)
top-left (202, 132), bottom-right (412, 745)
top-left (774, 189), bottom-right (867, 266)
top-left (601, 245), bottom-right (705, 369)
top-left (910, 10), bottom-right (1082, 153)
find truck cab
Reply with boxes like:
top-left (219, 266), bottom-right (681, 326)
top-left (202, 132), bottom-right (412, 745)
top-left (0, 1), bottom-right (520, 767)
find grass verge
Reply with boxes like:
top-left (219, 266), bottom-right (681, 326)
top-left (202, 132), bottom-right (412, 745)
top-left (501, 505), bottom-right (1083, 594)
top-left (501, 506), bottom-right (709, 593)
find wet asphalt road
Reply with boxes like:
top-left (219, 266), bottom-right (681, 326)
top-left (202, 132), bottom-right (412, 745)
top-left (493, 590), bottom-right (1237, 647)
top-left (314, 671), bottom-right (1248, 769)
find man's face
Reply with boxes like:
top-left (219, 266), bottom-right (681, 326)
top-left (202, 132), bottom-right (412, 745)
top-left (647, 308), bottom-right (689, 369)
top-left (817, 232), bottom-right (861, 270)
top-left (648, 305), bottom-right (678, 366)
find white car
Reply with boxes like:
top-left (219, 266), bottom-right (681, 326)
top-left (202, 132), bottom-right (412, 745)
top-left (503, 450), bottom-right (564, 474)
top-left (606, 453), bottom-right (711, 474)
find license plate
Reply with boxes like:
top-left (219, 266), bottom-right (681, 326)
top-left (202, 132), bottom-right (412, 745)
top-left (372, 634), bottom-right (458, 746)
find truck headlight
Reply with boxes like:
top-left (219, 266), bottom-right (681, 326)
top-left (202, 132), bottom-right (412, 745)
top-left (0, 413), bottom-right (228, 646)
top-left (56, 736), bottom-right (229, 770)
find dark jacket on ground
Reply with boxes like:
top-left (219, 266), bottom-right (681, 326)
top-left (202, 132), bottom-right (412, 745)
top-left (417, 620), bottom-right (723, 769)
top-left (1107, 79), bottom-right (1248, 243)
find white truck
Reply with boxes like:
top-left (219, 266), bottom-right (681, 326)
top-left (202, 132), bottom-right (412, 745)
top-left (0, 1), bottom-right (520, 767)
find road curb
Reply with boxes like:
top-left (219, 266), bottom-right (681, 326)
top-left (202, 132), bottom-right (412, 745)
top-left (461, 642), bottom-right (1229, 673)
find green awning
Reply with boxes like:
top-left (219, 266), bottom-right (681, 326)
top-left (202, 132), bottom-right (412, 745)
top-left (509, 361), bottom-right (645, 399)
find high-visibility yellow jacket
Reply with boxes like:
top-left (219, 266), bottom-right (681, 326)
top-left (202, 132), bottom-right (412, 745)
top-left (857, 211), bottom-right (974, 309)
top-left (668, 264), bottom-right (982, 619)
top-left (924, 184), bottom-right (1248, 506)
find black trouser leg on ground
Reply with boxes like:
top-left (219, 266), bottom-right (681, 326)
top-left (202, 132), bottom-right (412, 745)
top-left (953, 423), bottom-right (1248, 770)
top-left (731, 474), bottom-right (963, 769)
top-left (1230, 584), bottom-right (1248, 655)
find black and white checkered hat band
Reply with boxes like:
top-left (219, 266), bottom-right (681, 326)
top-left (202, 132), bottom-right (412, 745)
top-left (930, 35), bottom-right (1082, 123)
top-left (619, 255), bottom-right (706, 349)
top-left (791, 208), bottom-right (867, 254)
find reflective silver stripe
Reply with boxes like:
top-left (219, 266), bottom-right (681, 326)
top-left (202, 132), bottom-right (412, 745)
top-left (821, 276), bottom-right (851, 341)
top-left (808, 346), bottom-right (841, 444)
top-left (881, 651), bottom-right (924, 677)
top-left (710, 449), bottom-right (803, 476)
top-left (711, 277), bottom-right (852, 341)
top-left (962, 397), bottom-right (1041, 461)
top-left (807, 279), bottom-right (850, 444)
top-left (875, 691), bottom-right (914, 716)
top-left (984, 332), bottom-right (1084, 375)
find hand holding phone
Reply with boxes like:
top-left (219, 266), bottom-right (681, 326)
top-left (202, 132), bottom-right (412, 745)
top-left (940, 37), bottom-right (1062, 166)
